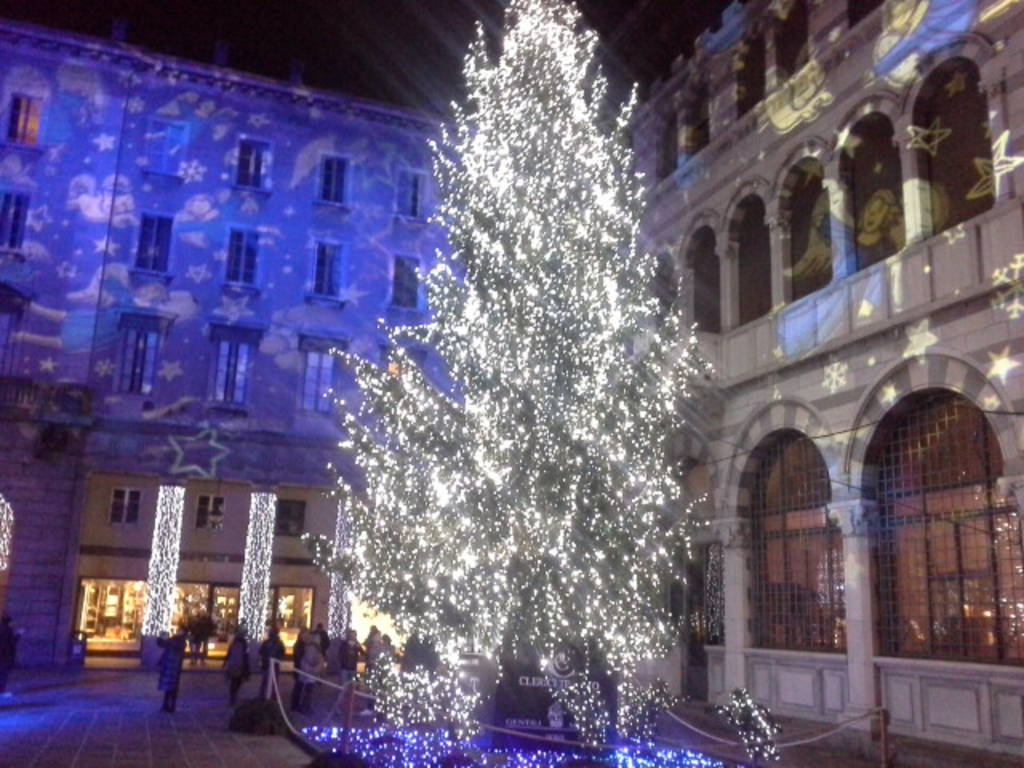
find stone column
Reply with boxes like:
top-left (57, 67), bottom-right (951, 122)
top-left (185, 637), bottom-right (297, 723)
top-left (829, 499), bottom-right (878, 718)
top-left (716, 515), bottom-right (750, 694)
top-left (767, 211), bottom-right (790, 309)
top-left (893, 114), bottom-right (932, 244)
top-left (824, 151), bottom-right (856, 280)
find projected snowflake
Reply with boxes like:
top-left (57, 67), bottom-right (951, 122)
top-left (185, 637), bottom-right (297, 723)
top-left (992, 253), bottom-right (1024, 320)
top-left (822, 359), bottom-right (848, 394)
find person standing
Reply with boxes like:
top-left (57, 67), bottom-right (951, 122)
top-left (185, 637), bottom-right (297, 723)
top-left (289, 629), bottom-right (307, 712)
top-left (0, 615), bottom-right (19, 698)
top-left (157, 625), bottom-right (188, 712)
top-left (223, 629), bottom-right (250, 705)
top-left (362, 626), bottom-right (382, 674)
top-left (337, 628), bottom-right (363, 687)
top-left (258, 626), bottom-right (285, 700)
top-left (314, 622), bottom-right (330, 656)
top-left (298, 630), bottom-right (325, 714)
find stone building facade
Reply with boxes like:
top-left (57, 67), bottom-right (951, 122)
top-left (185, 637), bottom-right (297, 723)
top-left (636, 0), bottom-right (1024, 758)
top-left (0, 19), bottom-right (445, 665)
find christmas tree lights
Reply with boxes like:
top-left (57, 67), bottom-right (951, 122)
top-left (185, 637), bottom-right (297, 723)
top-left (323, 0), bottom-right (703, 721)
top-left (327, 498), bottom-right (351, 638)
top-left (240, 491), bottom-right (277, 638)
top-left (0, 494), bottom-right (13, 571)
top-left (141, 485), bottom-right (185, 635)
top-left (716, 688), bottom-right (781, 764)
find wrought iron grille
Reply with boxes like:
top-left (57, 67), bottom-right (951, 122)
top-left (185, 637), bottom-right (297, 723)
top-left (871, 391), bottom-right (1023, 663)
top-left (750, 431), bottom-right (845, 651)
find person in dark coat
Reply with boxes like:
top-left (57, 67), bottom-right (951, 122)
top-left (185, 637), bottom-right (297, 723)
top-left (289, 630), bottom-right (307, 712)
top-left (337, 628), bottom-right (363, 687)
top-left (223, 629), bottom-right (250, 705)
top-left (157, 625), bottom-right (188, 712)
top-left (314, 622), bottom-right (330, 656)
top-left (0, 615), bottom-right (19, 697)
top-left (258, 626), bottom-right (285, 700)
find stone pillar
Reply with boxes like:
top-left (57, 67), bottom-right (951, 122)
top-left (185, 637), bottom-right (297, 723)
top-left (721, 242), bottom-right (738, 330)
top-left (240, 491), bottom-right (277, 641)
top-left (824, 151), bottom-right (856, 280)
top-left (767, 211), bottom-right (790, 309)
top-left (830, 499), bottom-right (878, 718)
top-left (894, 114), bottom-right (932, 244)
top-left (716, 515), bottom-right (750, 694)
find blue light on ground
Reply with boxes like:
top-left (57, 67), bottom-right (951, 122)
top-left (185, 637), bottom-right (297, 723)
top-left (303, 726), bottom-right (740, 768)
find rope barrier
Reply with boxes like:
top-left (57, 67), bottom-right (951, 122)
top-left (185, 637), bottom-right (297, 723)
top-left (665, 706), bottom-right (885, 749)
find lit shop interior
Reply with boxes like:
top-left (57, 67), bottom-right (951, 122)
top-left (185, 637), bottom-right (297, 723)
top-left (76, 579), bottom-right (313, 656)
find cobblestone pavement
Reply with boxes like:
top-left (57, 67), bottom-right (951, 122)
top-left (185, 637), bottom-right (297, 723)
top-left (0, 665), bottom-right (310, 768)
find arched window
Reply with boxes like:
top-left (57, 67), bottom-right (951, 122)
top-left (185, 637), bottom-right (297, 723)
top-left (848, 0), bottom-right (883, 27)
top-left (687, 227), bottom-right (720, 333)
top-left (685, 82), bottom-right (710, 156)
top-left (841, 113), bottom-right (905, 270)
top-left (732, 195), bottom-right (772, 325)
top-left (912, 58), bottom-right (993, 234)
top-left (735, 34), bottom-right (766, 118)
top-left (781, 157), bottom-right (832, 301)
top-left (868, 391), bottom-right (1023, 662)
top-left (748, 430), bottom-right (844, 651)
top-left (774, 0), bottom-right (809, 80)
top-left (658, 111), bottom-right (678, 180)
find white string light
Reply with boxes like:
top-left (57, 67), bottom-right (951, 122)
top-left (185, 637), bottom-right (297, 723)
top-left (240, 491), bottom-right (277, 638)
top-left (327, 498), bottom-right (351, 638)
top-left (141, 485), bottom-right (185, 636)
top-left (0, 494), bottom-right (13, 572)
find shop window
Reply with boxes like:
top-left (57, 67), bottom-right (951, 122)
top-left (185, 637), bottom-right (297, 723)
top-left (195, 494), bottom-right (225, 530)
top-left (77, 579), bottom-right (147, 651)
top-left (841, 113), bottom-right (905, 270)
top-left (868, 390), bottom-right (1023, 662)
top-left (781, 157), bottom-right (832, 301)
top-left (747, 430), bottom-right (845, 651)
top-left (687, 227), bottom-right (720, 333)
top-left (912, 58), bottom-right (993, 234)
top-left (732, 195), bottom-right (772, 325)
top-left (774, 0), bottom-right (809, 80)
top-left (275, 499), bottom-right (306, 537)
top-left (110, 488), bottom-right (141, 525)
top-left (735, 34), bottom-right (766, 117)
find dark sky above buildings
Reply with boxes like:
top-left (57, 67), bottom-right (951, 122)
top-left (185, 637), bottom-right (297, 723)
top-left (1, 0), bottom-right (732, 113)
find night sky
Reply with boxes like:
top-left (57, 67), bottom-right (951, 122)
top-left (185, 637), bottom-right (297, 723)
top-left (0, 0), bottom-right (733, 113)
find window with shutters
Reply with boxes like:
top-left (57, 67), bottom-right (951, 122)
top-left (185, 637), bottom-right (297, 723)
top-left (136, 215), bottom-right (173, 272)
top-left (226, 229), bottom-right (259, 285)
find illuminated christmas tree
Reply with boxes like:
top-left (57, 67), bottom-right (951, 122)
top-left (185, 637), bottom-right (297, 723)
top-left (325, 0), bottom-right (703, 686)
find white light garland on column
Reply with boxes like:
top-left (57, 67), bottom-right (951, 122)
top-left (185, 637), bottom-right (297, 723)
top-left (141, 485), bottom-right (185, 636)
top-left (240, 491), bottom-right (277, 639)
top-left (327, 498), bottom-right (351, 638)
top-left (0, 494), bottom-right (13, 572)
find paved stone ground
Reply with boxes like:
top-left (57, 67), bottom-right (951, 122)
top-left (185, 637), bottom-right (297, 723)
top-left (0, 665), bottom-right (310, 768)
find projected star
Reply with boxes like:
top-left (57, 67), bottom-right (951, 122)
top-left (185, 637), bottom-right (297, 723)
top-left (903, 319), bottom-right (937, 358)
top-left (944, 70), bottom-right (967, 97)
top-left (906, 118), bottom-right (952, 158)
top-left (880, 383), bottom-right (899, 406)
top-left (987, 346), bottom-right (1020, 384)
top-left (967, 130), bottom-right (1024, 200)
top-left (168, 428), bottom-right (230, 478)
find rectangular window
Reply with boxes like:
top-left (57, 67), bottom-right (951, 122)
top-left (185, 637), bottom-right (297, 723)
top-left (303, 350), bottom-right (335, 412)
top-left (319, 155), bottom-right (348, 204)
top-left (396, 170), bottom-right (424, 218)
top-left (119, 328), bottom-right (160, 394)
top-left (213, 339), bottom-right (251, 405)
top-left (110, 488), bottom-right (142, 525)
top-left (312, 242), bottom-right (342, 297)
top-left (275, 499), bottom-right (306, 537)
top-left (136, 215), bottom-right (172, 272)
top-left (226, 229), bottom-right (258, 284)
top-left (195, 494), bottom-right (225, 530)
top-left (145, 118), bottom-right (187, 175)
top-left (0, 310), bottom-right (16, 374)
top-left (0, 192), bottom-right (28, 250)
top-left (7, 94), bottom-right (41, 145)
top-left (391, 256), bottom-right (421, 309)
top-left (236, 138), bottom-right (270, 189)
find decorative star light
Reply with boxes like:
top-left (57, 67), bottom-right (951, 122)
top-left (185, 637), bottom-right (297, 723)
top-left (880, 383), bottom-right (900, 406)
top-left (168, 428), bottom-right (230, 478)
top-left (94, 359), bottom-right (115, 377)
top-left (857, 299), bottom-right (875, 319)
top-left (944, 70), bottom-right (967, 97)
top-left (903, 319), bottom-right (938, 358)
top-left (906, 118), bottom-right (952, 158)
top-left (214, 294), bottom-right (253, 323)
top-left (92, 133), bottom-right (116, 151)
top-left (943, 223), bottom-right (966, 244)
top-left (56, 260), bottom-right (78, 279)
top-left (992, 252), bottom-right (1024, 319)
top-left (967, 130), bottom-right (1024, 200)
top-left (987, 346), bottom-right (1021, 384)
top-left (39, 357), bottom-right (57, 373)
top-left (93, 237), bottom-right (120, 256)
top-left (178, 159), bottom-right (207, 184)
top-left (185, 263), bottom-right (212, 284)
top-left (158, 360), bottom-right (184, 382)
top-left (823, 359), bottom-right (848, 394)
top-left (247, 113), bottom-right (270, 127)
